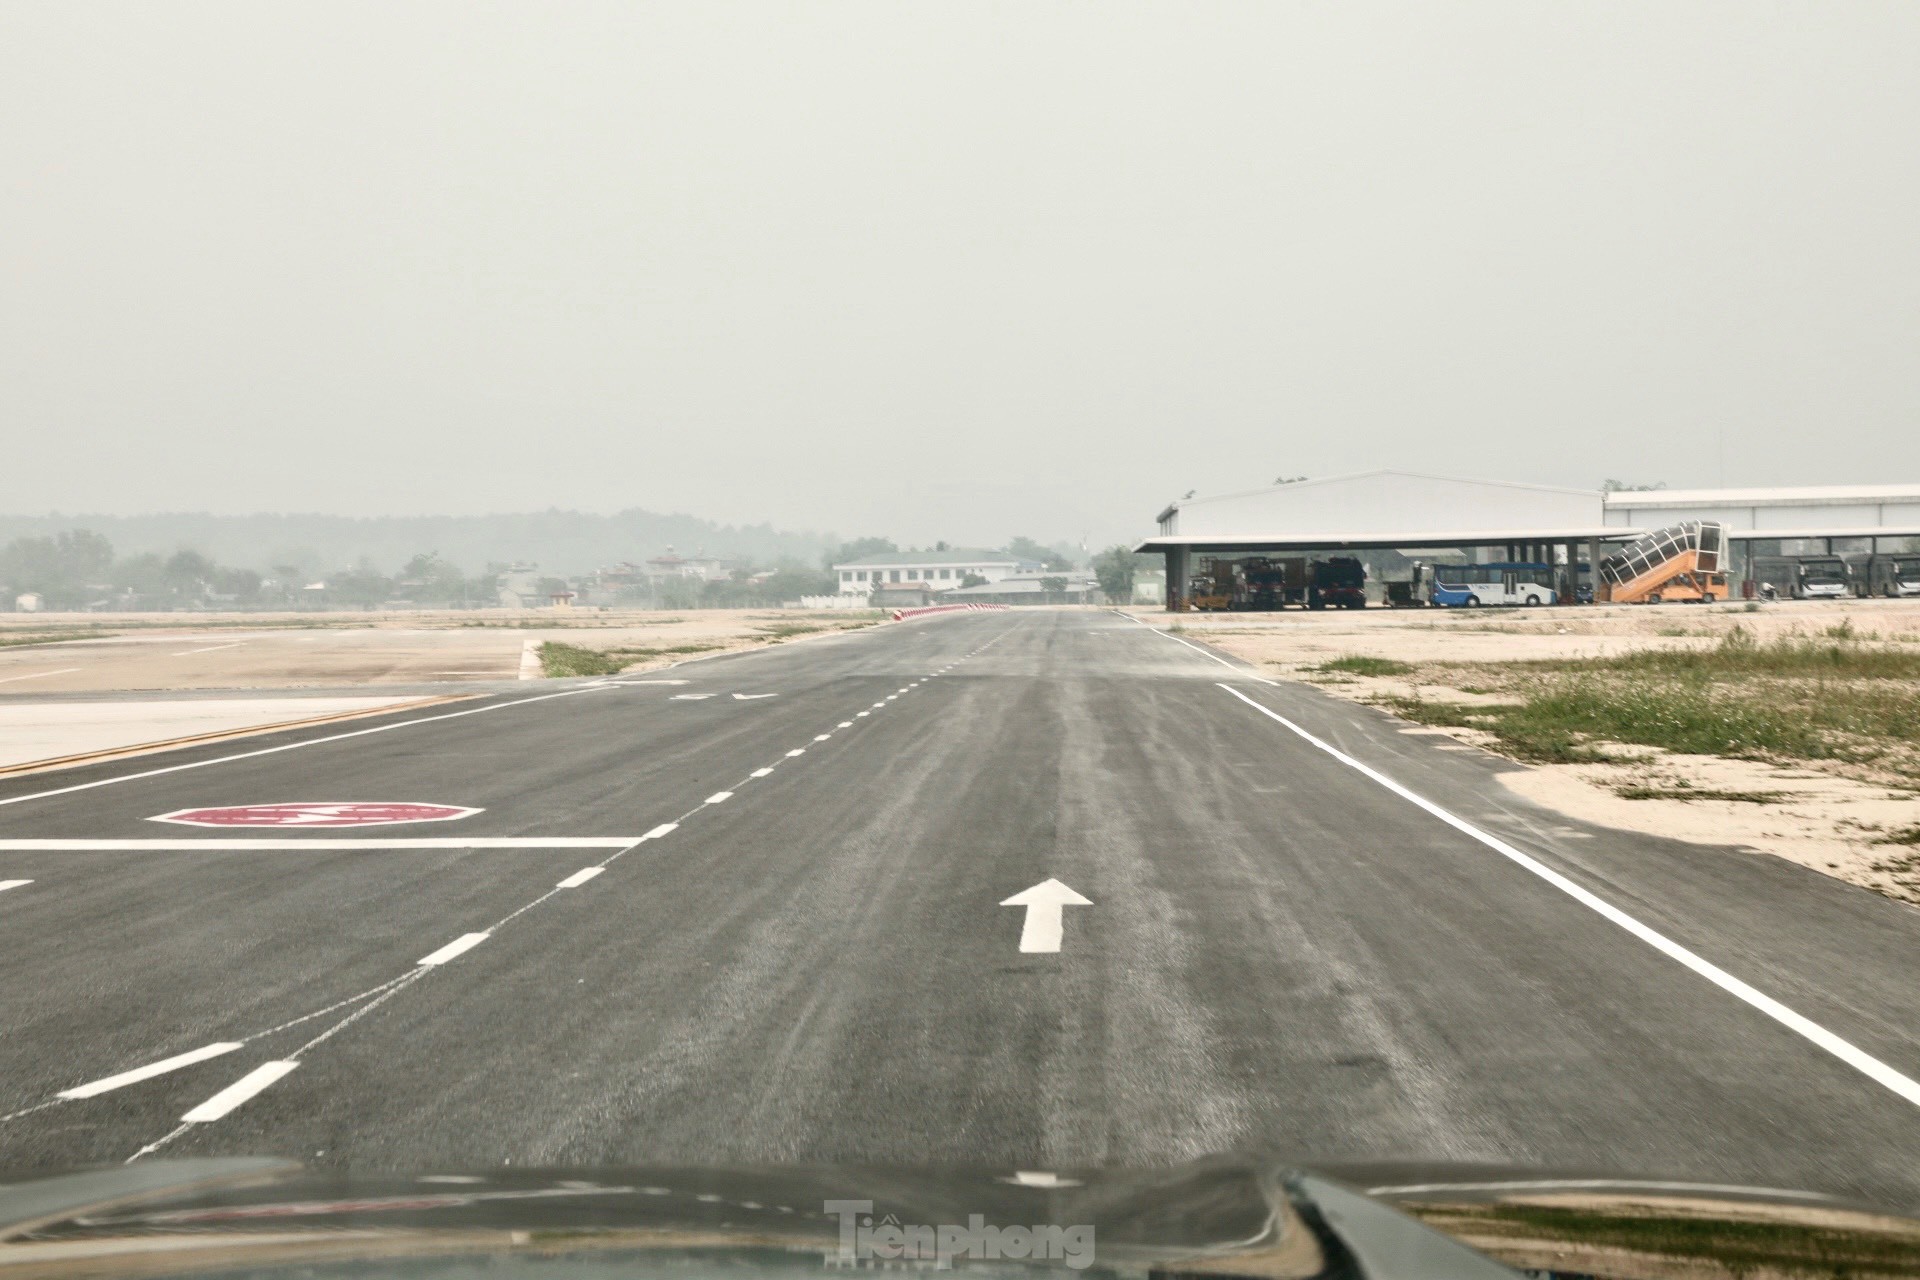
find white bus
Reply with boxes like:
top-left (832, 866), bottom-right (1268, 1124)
top-left (1429, 561), bottom-right (1558, 607)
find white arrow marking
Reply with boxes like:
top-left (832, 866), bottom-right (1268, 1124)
top-left (999, 879), bottom-right (1092, 953)
top-left (732, 693), bottom-right (778, 700)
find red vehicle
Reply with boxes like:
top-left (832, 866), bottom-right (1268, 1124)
top-left (1307, 556), bottom-right (1368, 609)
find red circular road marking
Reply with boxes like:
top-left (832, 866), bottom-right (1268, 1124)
top-left (150, 802), bottom-right (481, 828)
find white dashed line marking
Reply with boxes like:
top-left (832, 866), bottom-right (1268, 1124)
top-left (0, 879), bottom-right (30, 893)
top-left (556, 867), bottom-right (604, 889)
top-left (705, 791), bottom-right (734, 805)
top-left (0, 668), bottom-right (80, 685)
top-left (181, 1060), bottom-right (299, 1122)
top-left (58, 1043), bottom-right (244, 1099)
top-left (418, 933), bottom-right (489, 966)
top-left (641, 823), bottom-right (679, 840)
top-left (750, 768), bottom-right (773, 778)
top-left (814, 734), bottom-right (832, 742)
top-left (786, 748), bottom-right (806, 757)
top-left (856, 711), bottom-right (869, 717)
top-left (838, 721), bottom-right (853, 728)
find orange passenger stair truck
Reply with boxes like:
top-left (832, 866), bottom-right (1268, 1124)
top-left (1597, 521), bottom-right (1731, 604)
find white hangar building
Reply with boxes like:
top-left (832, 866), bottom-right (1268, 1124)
top-left (1137, 470), bottom-right (1920, 609)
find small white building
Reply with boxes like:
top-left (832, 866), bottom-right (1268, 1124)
top-left (647, 549), bottom-right (736, 583)
top-left (832, 549), bottom-right (1038, 597)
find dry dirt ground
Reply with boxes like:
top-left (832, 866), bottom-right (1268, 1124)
top-left (0, 608), bottom-right (876, 694)
top-left (0, 609), bottom-right (877, 773)
top-left (1128, 599), bottom-right (1920, 905)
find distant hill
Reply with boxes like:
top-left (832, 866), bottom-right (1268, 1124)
top-left (0, 510), bottom-right (835, 577)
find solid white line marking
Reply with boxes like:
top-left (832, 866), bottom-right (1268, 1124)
top-left (58, 1043), bottom-right (243, 1099)
top-left (172, 642), bottom-right (242, 656)
top-left (1216, 683), bottom-right (1920, 1110)
top-left (0, 668), bottom-right (80, 685)
top-left (0, 838), bottom-right (641, 850)
top-left (1126, 614), bottom-right (1278, 684)
top-left (641, 822), bottom-right (679, 839)
top-left (786, 748), bottom-right (806, 757)
top-left (750, 767), bottom-right (773, 778)
top-left (556, 867), bottom-right (604, 888)
top-left (671, 693), bottom-right (714, 700)
top-left (418, 932), bottom-right (489, 966)
top-left (181, 1060), bottom-right (299, 1122)
top-left (705, 791), bottom-right (733, 804)
top-left (0, 878), bottom-right (29, 893)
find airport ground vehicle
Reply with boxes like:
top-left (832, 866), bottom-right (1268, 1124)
top-left (1748, 553), bottom-right (1851, 600)
top-left (1186, 555), bottom-right (1321, 610)
top-left (1307, 556), bottom-right (1367, 608)
top-left (1429, 561), bottom-right (1556, 607)
top-left (1242, 555), bottom-right (1307, 608)
top-left (1188, 557), bottom-right (1238, 611)
top-left (1863, 552), bottom-right (1920, 597)
top-left (1598, 521), bottom-right (1730, 603)
top-left (1384, 562), bottom-right (1428, 606)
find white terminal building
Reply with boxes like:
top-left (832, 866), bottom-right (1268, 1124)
top-left (1138, 470), bottom-right (1920, 609)
top-left (832, 548), bottom-right (1042, 596)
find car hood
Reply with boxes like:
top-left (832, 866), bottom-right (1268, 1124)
top-left (3, 1156), bottom-right (1919, 1280)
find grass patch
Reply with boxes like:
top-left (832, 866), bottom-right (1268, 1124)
top-left (538, 640), bottom-right (725, 677)
top-left (0, 629), bottom-right (110, 649)
top-left (1394, 626), bottom-right (1920, 774)
top-left (1316, 654), bottom-right (1415, 677)
top-left (1614, 784), bottom-right (1792, 803)
top-left (1564, 625), bottom-right (1920, 680)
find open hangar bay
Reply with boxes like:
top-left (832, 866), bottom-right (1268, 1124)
top-left (1137, 470), bottom-right (1920, 610)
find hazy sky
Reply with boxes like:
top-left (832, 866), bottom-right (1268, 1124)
top-left (5, 3), bottom-right (1918, 548)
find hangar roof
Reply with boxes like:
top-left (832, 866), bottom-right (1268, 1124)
top-left (1606, 484), bottom-right (1920, 508)
top-left (1134, 528), bottom-right (1627, 554)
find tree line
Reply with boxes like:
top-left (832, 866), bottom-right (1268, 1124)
top-left (0, 532), bottom-right (503, 610)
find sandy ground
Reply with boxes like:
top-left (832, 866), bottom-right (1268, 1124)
top-left (0, 608), bottom-right (876, 774)
top-left (1128, 598), bottom-right (1920, 904)
top-left (0, 695), bottom-right (449, 773)
top-left (0, 608), bottom-right (878, 694)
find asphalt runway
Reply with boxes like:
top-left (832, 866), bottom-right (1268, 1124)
top-left (3, 610), bottom-right (1918, 1207)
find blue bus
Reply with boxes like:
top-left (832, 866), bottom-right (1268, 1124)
top-left (1429, 562), bottom-right (1558, 607)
